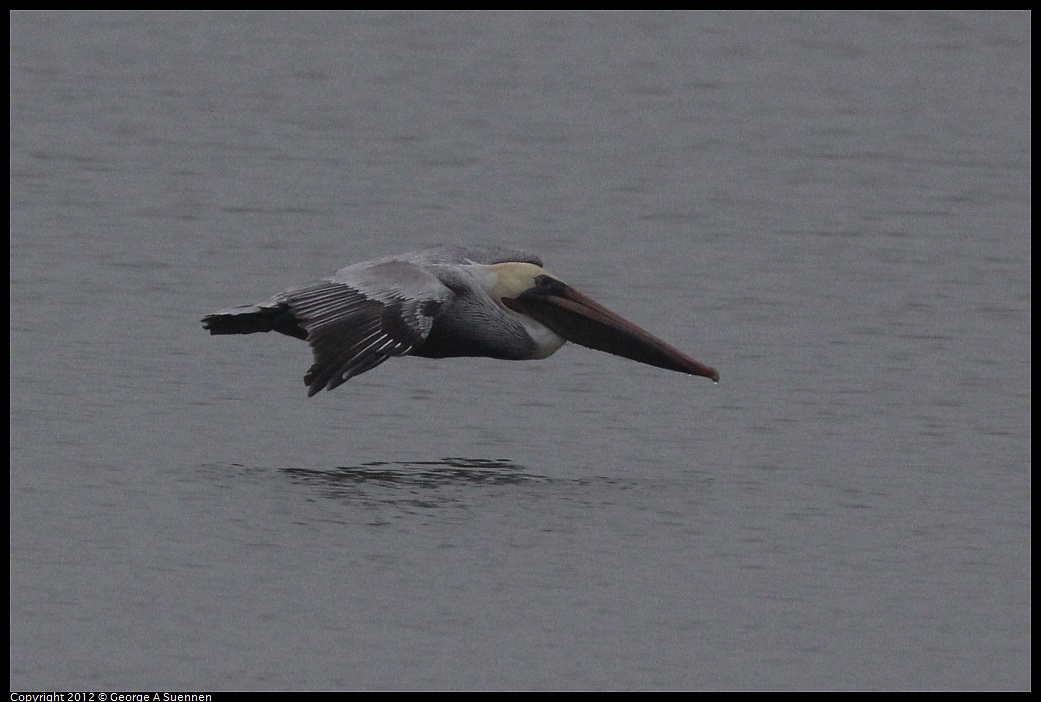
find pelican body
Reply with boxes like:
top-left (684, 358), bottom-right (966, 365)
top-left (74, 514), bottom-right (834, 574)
top-left (201, 245), bottom-right (719, 396)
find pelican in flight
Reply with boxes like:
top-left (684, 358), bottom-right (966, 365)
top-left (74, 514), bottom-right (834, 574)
top-left (201, 245), bottom-right (719, 396)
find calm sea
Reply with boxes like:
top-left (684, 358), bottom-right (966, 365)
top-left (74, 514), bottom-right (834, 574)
top-left (10, 11), bottom-right (1030, 690)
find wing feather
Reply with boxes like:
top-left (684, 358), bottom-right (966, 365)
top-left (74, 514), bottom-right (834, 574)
top-left (282, 261), bottom-right (453, 395)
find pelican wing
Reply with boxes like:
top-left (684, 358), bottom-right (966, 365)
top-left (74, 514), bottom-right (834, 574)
top-left (285, 260), bottom-right (453, 395)
top-left (401, 244), bottom-right (542, 268)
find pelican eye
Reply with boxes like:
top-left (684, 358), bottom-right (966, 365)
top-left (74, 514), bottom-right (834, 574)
top-left (534, 275), bottom-right (567, 295)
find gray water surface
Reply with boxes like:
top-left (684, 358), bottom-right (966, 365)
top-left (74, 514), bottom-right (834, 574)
top-left (10, 11), bottom-right (1030, 690)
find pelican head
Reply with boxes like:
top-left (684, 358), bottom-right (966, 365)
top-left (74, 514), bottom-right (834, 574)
top-left (492, 264), bottom-right (720, 382)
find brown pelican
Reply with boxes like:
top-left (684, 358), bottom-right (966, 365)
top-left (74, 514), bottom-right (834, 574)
top-left (201, 245), bottom-right (719, 396)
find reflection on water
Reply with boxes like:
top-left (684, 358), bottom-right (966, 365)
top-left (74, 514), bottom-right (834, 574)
top-left (196, 458), bottom-right (646, 517)
top-left (285, 457), bottom-right (545, 488)
top-left (280, 457), bottom-right (549, 511)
